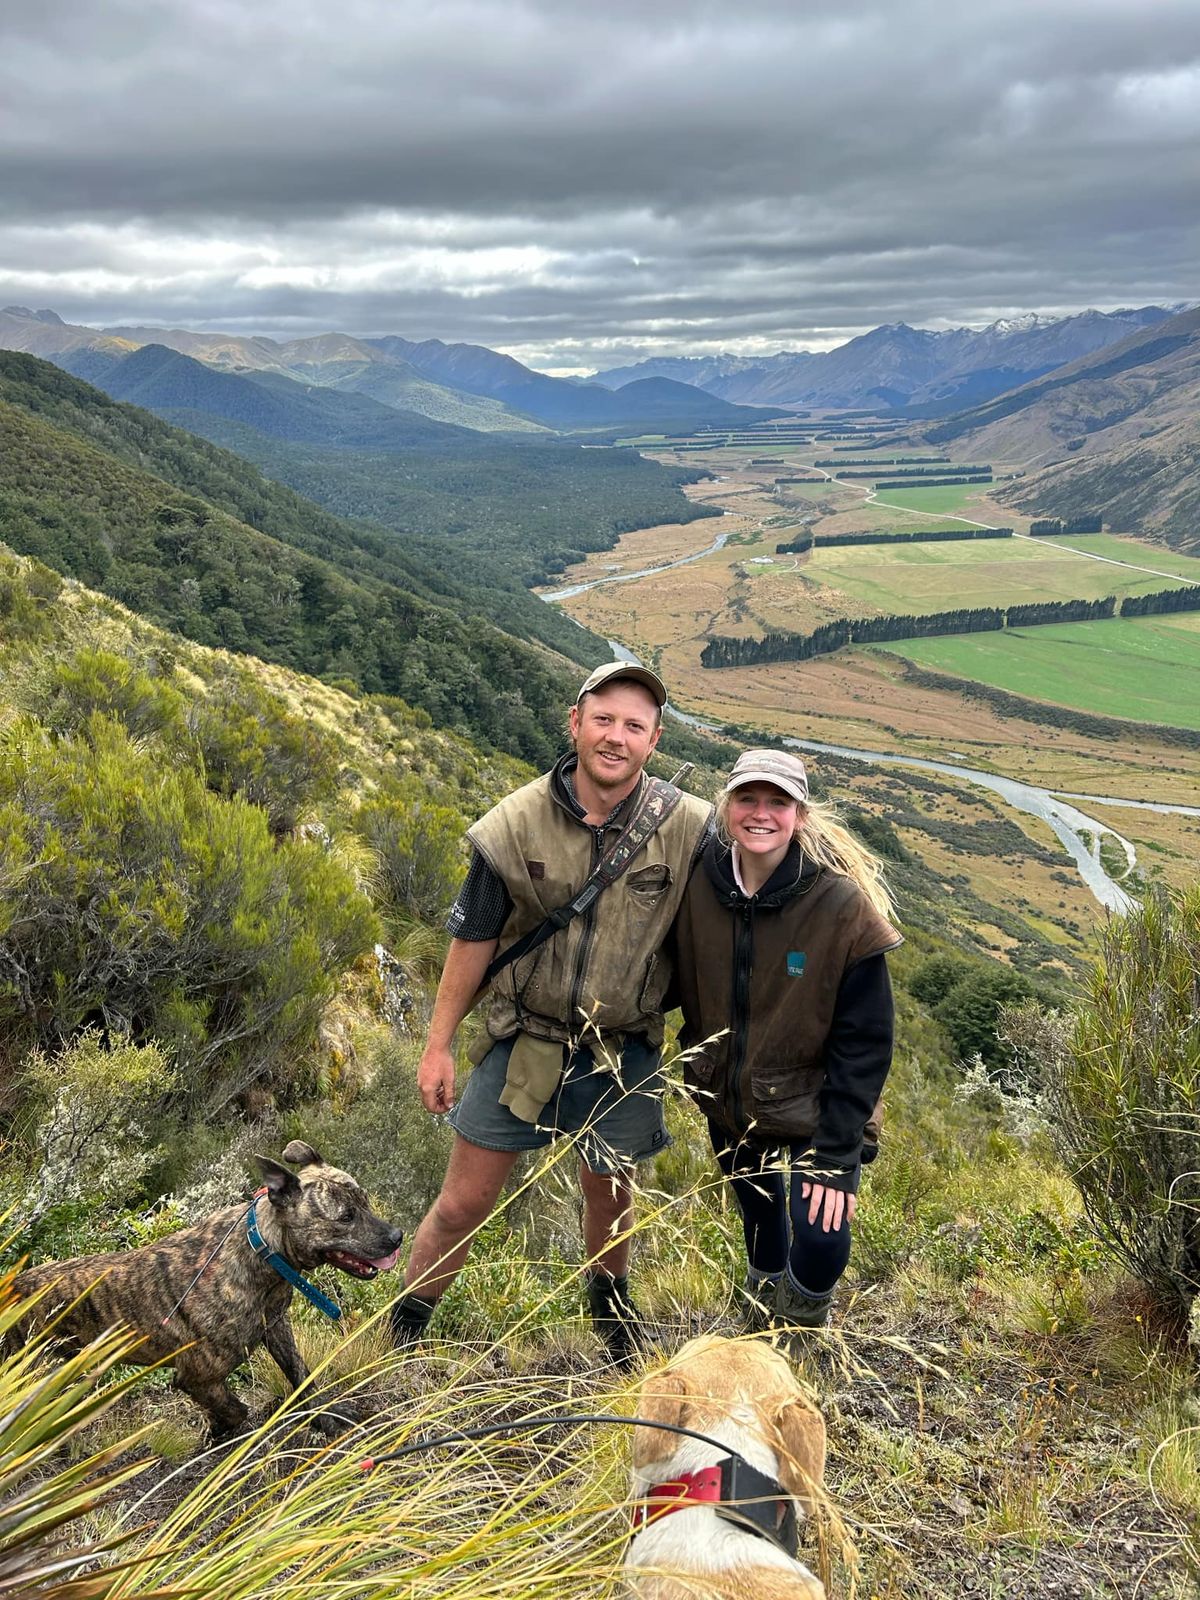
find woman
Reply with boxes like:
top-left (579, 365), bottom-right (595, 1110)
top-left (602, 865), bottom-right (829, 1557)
top-left (671, 748), bottom-right (902, 1332)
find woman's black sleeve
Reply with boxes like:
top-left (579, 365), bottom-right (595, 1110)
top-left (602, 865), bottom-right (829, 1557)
top-left (808, 953), bottom-right (895, 1182)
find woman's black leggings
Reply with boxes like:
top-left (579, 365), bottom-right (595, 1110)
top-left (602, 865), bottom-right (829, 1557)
top-left (708, 1122), bottom-right (853, 1295)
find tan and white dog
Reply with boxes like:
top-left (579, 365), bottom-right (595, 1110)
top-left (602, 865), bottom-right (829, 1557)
top-left (626, 1336), bottom-right (826, 1600)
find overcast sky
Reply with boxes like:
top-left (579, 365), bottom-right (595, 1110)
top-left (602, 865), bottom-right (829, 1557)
top-left (2, 0), bottom-right (1198, 372)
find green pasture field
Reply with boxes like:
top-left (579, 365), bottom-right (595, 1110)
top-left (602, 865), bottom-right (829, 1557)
top-left (1030, 532), bottom-right (1200, 583)
top-left (814, 500), bottom-right (995, 537)
top-left (865, 483), bottom-right (992, 514)
top-left (778, 533), bottom-right (1189, 615)
top-left (883, 613), bottom-right (1200, 730)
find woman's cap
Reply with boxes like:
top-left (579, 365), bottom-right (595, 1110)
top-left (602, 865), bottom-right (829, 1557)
top-left (575, 660), bottom-right (668, 708)
top-left (724, 748), bottom-right (809, 804)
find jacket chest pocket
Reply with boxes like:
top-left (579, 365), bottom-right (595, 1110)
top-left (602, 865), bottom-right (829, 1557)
top-left (626, 862), bottom-right (673, 906)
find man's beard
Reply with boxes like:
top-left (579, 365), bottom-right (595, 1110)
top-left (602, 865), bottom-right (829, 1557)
top-left (581, 746), bottom-right (630, 788)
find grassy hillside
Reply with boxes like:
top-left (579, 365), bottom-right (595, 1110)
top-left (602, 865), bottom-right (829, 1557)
top-left (1, 547), bottom-right (1196, 1597)
top-left (1001, 427), bottom-right (1200, 555)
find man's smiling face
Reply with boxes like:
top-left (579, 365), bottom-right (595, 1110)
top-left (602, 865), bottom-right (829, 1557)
top-left (569, 680), bottom-right (662, 800)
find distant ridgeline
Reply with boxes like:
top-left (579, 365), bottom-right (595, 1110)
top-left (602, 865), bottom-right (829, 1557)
top-left (775, 527), bottom-right (1012, 554)
top-left (1029, 517), bottom-right (1103, 536)
top-left (701, 586), bottom-right (1200, 668)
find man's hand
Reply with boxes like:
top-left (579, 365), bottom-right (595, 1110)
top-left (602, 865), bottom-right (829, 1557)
top-left (417, 1043), bottom-right (457, 1114)
top-left (800, 1180), bottom-right (857, 1234)
top-left (415, 936), bottom-right (498, 1117)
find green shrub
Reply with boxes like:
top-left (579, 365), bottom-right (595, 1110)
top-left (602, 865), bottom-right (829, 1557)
top-left (934, 965), bottom-right (1040, 1066)
top-left (188, 675), bottom-right (343, 836)
top-left (907, 953), bottom-right (972, 1006)
top-left (0, 715), bottom-right (378, 1110)
top-left (8, 1032), bottom-right (176, 1259)
top-left (32, 646), bottom-right (185, 743)
top-left (351, 778), bottom-right (467, 925)
top-left (1037, 887), bottom-right (1200, 1320)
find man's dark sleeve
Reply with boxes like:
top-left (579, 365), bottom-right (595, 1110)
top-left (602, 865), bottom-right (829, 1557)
top-left (807, 953), bottom-right (895, 1186)
top-left (445, 848), bottom-right (513, 942)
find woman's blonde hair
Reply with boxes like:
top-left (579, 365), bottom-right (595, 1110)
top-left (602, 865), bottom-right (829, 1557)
top-left (716, 788), bottom-right (895, 919)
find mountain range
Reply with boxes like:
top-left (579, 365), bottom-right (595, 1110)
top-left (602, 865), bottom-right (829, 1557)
top-left (0, 307), bottom-right (778, 435)
top-left (6, 299), bottom-right (1199, 554)
top-left (591, 307), bottom-right (1179, 413)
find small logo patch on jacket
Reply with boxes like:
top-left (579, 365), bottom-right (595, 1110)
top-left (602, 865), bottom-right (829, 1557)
top-left (526, 860), bottom-right (545, 880)
top-left (787, 951), bottom-right (807, 977)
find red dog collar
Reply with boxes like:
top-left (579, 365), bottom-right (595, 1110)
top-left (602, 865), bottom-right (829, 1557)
top-left (630, 1464), bottom-right (725, 1531)
top-left (631, 1455), bottom-right (798, 1555)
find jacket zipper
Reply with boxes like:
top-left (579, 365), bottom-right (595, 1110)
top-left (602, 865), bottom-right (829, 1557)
top-left (729, 900), bottom-right (754, 1129)
top-left (567, 824), bottom-right (605, 1030)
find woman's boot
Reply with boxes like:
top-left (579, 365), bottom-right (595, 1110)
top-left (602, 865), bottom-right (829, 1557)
top-left (738, 1270), bottom-right (782, 1334)
top-left (772, 1269), bottom-right (834, 1331)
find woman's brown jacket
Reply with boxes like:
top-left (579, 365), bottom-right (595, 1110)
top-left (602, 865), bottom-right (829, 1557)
top-left (672, 837), bottom-right (902, 1182)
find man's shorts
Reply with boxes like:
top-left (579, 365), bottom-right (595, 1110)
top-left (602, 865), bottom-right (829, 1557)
top-left (448, 1033), bottom-right (671, 1176)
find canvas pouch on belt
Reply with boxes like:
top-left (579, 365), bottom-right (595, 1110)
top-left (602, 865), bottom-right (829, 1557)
top-left (497, 1032), bottom-right (565, 1123)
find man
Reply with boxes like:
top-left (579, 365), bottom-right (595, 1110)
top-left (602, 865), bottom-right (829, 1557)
top-left (391, 661), bottom-right (712, 1362)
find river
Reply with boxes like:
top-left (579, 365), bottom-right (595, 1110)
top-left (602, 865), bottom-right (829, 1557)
top-left (541, 527), bottom-right (730, 601)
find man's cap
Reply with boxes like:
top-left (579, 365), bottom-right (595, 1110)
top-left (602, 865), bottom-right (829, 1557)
top-left (724, 748), bottom-right (809, 805)
top-left (575, 660), bottom-right (668, 709)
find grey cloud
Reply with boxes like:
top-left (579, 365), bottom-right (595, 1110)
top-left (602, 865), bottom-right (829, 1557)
top-left (2, 0), bottom-right (1198, 367)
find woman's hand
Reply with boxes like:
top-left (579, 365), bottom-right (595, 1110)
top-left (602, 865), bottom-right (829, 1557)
top-left (801, 1180), bottom-right (857, 1233)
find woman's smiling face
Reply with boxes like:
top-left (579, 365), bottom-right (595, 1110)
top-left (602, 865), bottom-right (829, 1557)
top-left (726, 781), bottom-right (802, 861)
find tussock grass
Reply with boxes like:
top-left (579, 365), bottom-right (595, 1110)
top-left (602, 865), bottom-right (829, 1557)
top-left (8, 1006), bottom-right (1200, 1597)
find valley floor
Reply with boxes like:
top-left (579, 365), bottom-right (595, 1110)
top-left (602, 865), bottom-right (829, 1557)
top-left (539, 456), bottom-right (1200, 953)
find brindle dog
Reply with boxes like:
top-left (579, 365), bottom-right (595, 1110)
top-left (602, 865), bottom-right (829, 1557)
top-left (12, 1140), bottom-right (404, 1441)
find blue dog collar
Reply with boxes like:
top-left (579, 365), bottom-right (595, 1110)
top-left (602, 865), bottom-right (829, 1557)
top-left (245, 1197), bottom-right (342, 1322)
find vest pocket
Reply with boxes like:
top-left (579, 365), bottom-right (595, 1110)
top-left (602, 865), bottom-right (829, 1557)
top-left (627, 863), bottom-right (673, 903)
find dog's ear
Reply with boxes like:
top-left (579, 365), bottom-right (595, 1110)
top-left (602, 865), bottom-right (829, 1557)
top-left (633, 1367), bottom-right (692, 1469)
top-left (280, 1140), bottom-right (324, 1168)
top-left (772, 1395), bottom-right (826, 1515)
top-left (256, 1156), bottom-right (302, 1205)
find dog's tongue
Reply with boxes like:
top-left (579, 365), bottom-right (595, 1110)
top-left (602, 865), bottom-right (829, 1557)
top-left (370, 1247), bottom-right (402, 1273)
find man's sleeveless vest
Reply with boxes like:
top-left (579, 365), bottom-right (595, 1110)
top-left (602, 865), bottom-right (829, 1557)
top-left (470, 770), bottom-right (711, 1048)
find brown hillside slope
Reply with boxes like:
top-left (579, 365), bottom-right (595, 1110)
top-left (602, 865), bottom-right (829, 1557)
top-left (924, 308), bottom-right (1200, 551)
